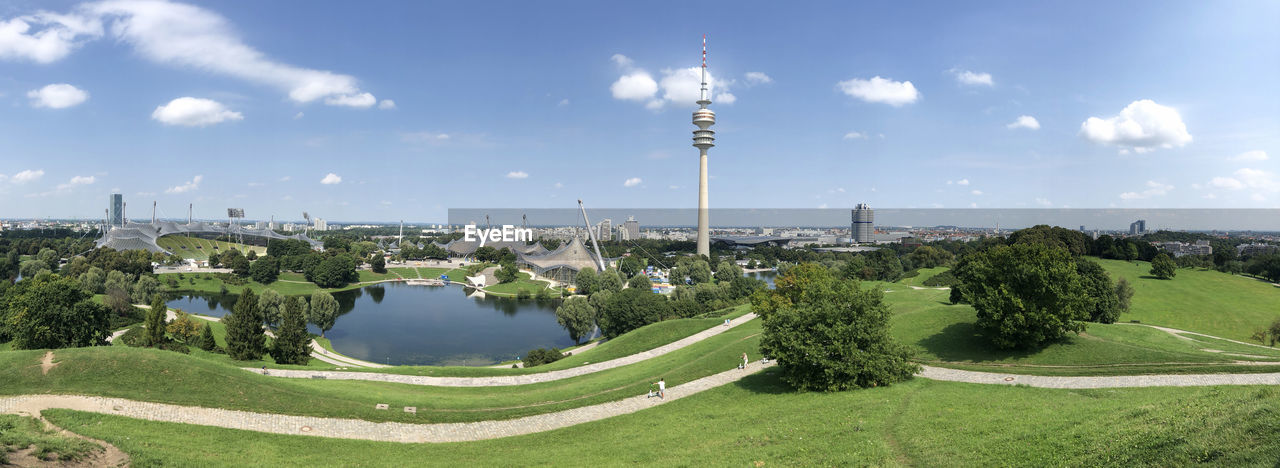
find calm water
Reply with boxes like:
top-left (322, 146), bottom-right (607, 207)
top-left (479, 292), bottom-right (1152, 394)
top-left (167, 283), bottom-right (574, 366)
top-left (746, 270), bottom-right (777, 288)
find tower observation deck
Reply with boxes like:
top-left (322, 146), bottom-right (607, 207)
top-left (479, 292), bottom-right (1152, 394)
top-left (693, 35), bottom-right (715, 258)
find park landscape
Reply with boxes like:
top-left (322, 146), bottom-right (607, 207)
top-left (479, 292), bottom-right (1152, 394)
top-left (3, 233), bottom-right (1280, 466)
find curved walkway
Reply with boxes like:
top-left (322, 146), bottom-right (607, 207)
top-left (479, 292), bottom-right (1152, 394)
top-left (0, 361), bottom-right (777, 443)
top-left (919, 365), bottom-right (1280, 388)
top-left (253, 313), bottom-right (758, 387)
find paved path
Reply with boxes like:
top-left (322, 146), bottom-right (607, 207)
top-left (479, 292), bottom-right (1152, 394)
top-left (255, 313), bottom-right (758, 387)
top-left (0, 361), bottom-right (777, 443)
top-left (488, 337), bottom-right (605, 368)
top-left (919, 365), bottom-right (1280, 388)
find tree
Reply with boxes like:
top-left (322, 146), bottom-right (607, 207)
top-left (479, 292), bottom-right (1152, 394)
top-left (144, 294), bottom-right (168, 346)
top-left (250, 255), bottom-right (280, 284)
top-left (618, 256), bottom-right (642, 278)
top-left (131, 275), bottom-right (159, 303)
top-left (574, 268), bottom-right (599, 295)
top-left (1076, 258), bottom-right (1121, 324)
top-left (223, 289), bottom-right (266, 360)
top-left (309, 291), bottom-right (339, 337)
top-left (310, 254), bottom-right (358, 288)
top-left (908, 246), bottom-right (954, 269)
top-left (756, 265), bottom-right (918, 391)
top-left (523, 347), bottom-right (566, 367)
top-left (245, 249), bottom-right (258, 261)
top-left (1150, 252), bottom-right (1177, 280)
top-left (627, 273), bottom-right (652, 290)
top-left (495, 261), bottom-right (519, 283)
top-left (370, 254), bottom-right (386, 274)
top-left (196, 322), bottom-right (218, 351)
top-left (270, 296), bottom-right (312, 365)
top-left (555, 296), bottom-right (596, 344)
top-left (228, 254), bottom-right (251, 277)
top-left (1115, 277), bottom-right (1135, 315)
top-left (258, 289), bottom-right (285, 330)
top-left (103, 270), bottom-right (131, 297)
top-left (1, 275), bottom-right (110, 349)
top-left (956, 244), bottom-right (1089, 349)
top-left (166, 311), bottom-right (201, 343)
top-left (714, 261), bottom-right (743, 283)
top-left (36, 248), bottom-right (59, 273)
top-left (597, 269), bottom-right (623, 292)
top-left (596, 288), bottom-right (672, 338)
top-left (79, 266), bottom-right (105, 294)
top-left (18, 259), bottom-right (49, 279)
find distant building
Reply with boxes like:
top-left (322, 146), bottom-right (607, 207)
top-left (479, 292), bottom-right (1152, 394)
top-left (1129, 220), bottom-right (1146, 236)
top-left (596, 219), bottom-right (612, 241)
top-left (255, 221), bottom-right (269, 229)
top-left (1237, 243), bottom-right (1280, 257)
top-left (851, 203), bottom-right (874, 244)
top-left (108, 193), bottom-right (123, 227)
top-left (1079, 225), bottom-right (1086, 232)
top-left (620, 216), bottom-right (640, 241)
top-left (314, 218), bottom-right (327, 231)
top-left (1154, 240), bottom-right (1211, 257)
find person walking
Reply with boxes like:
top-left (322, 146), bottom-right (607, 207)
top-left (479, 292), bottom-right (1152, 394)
top-left (654, 378), bottom-right (665, 399)
top-left (741, 352), bottom-right (748, 369)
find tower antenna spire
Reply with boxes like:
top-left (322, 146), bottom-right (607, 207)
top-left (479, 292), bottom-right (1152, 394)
top-left (699, 34), bottom-right (709, 105)
top-left (691, 34), bottom-right (716, 257)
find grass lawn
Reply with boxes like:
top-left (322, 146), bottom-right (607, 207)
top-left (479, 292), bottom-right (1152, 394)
top-left (1099, 258), bottom-right (1280, 341)
top-left (0, 319), bottom-right (760, 424)
top-left (896, 266), bottom-right (949, 286)
top-left (155, 236), bottom-right (266, 261)
top-left (483, 272), bottom-right (549, 296)
top-left (0, 414), bottom-right (103, 464)
top-left (881, 279), bottom-right (1280, 375)
top-left (42, 375), bottom-right (1280, 466)
top-left (160, 272), bottom-right (381, 297)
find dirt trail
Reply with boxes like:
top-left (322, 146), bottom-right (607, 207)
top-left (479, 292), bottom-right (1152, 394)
top-left (9, 395), bottom-right (130, 467)
top-left (40, 351), bottom-right (57, 375)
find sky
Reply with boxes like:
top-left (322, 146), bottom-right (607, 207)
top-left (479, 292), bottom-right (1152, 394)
top-left (0, 0), bottom-right (1277, 223)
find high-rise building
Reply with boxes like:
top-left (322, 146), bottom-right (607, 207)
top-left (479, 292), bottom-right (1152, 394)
top-left (314, 218), bottom-right (327, 231)
top-left (108, 193), bottom-right (123, 227)
top-left (851, 204), bottom-right (874, 244)
top-left (692, 35), bottom-right (716, 257)
top-left (597, 219), bottom-right (612, 241)
top-left (1129, 220), bottom-right (1146, 235)
top-left (621, 216), bottom-right (640, 241)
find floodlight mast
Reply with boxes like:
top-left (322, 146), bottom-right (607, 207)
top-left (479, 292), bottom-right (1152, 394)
top-left (578, 199), bottom-right (607, 271)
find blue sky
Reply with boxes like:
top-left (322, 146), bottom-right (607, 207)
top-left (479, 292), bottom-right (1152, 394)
top-left (0, 0), bottom-right (1277, 223)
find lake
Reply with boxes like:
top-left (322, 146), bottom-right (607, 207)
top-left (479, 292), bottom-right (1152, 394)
top-left (167, 282), bottom-right (576, 366)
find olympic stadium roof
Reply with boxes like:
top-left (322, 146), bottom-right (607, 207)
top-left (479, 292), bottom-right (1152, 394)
top-left (95, 221), bottom-right (321, 254)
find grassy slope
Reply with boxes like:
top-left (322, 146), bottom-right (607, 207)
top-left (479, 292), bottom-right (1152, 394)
top-left (1099, 258), bottom-right (1280, 341)
top-left (0, 414), bottom-right (102, 463)
top-left (483, 272), bottom-right (550, 296)
top-left (0, 320), bottom-right (760, 424)
top-left (155, 236), bottom-right (266, 261)
top-left (43, 374), bottom-right (1280, 467)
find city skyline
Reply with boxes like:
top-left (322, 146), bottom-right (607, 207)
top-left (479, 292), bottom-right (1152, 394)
top-left (0, 1), bottom-right (1276, 222)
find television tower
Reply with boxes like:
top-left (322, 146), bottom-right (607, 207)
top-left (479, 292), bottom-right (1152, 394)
top-left (692, 34), bottom-right (716, 257)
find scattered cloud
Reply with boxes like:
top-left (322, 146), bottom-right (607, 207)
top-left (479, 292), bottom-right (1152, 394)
top-left (970, 190), bottom-right (983, 195)
top-left (817, 203), bottom-right (829, 209)
top-left (320, 173), bottom-right (341, 185)
top-left (1119, 180), bottom-right (1173, 200)
top-left (837, 76), bottom-right (919, 106)
top-left (744, 71), bottom-right (772, 85)
top-left (1006, 115), bottom-right (1040, 130)
top-left (400, 131), bottom-right (451, 143)
top-left (1034, 197), bottom-right (1052, 207)
top-left (610, 54), bottom-right (736, 109)
top-left (843, 131), bottom-right (867, 140)
top-left (553, 182), bottom-right (563, 189)
top-left (623, 177), bottom-right (642, 187)
top-left (949, 68), bottom-right (994, 87)
top-left (557, 98), bottom-right (569, 107)
top-left (506, 171), bottom-right (529, 179)
top-left (324, 92), bottom-right (375, 108)
top-left (1231, 150), bottom-right (1268, 162)
top-left (11, 169), bottom-right (44, 184)
top-left (947, 179), bottom-right (971, 186)
top-left (610, 53), bottom-right (633, 68)
top-left (1081, 100), bottom-right (1191, 153)
top-left (1207, 168), bottom-right (1279, 199)
top-left (668, 185), bottom-right (679, 190)
top-left (151, 97), bottom-right (242, 127)
top-left (27, 83), bottom-right (88, 108)
top-left (293, 111), bottom-right (304, 119)
top-left (0, 1), bottom-right (379, 107)
top-left (610, 71), bottom-right (658, 101)
top-left (279, 176), bottom-right (291, 182)
top-left (377, 99), bottom-right (396, 110)
top-left (166, 175), bottom-right (202, 193)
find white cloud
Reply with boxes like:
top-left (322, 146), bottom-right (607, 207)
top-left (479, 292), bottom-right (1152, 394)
top-left (610, 71), bottom-right (658, 101)
top-left (969, 202), bottom-right (978, 208)
top-left (377, 99), bottom-right (396, 110)
top-left (166, 175), bottom-right (202, 193)
top-left (1209, 176), bottom-right (1245, 190)
top-left (27, 83), bottom-right (88, 108)
top-left (11, 169), bottom-right (44, 183)
top-left (1034, 197), bottom-right (1052, 207)
top-left (279, 176), bottom-right (291, 182)
top-left (324, 92), bottom-right (375, 108)
top-left (658, 67), bottom-right (711, 105)
top-left (843, 131), bottom-right (867, 140)
top-left (1119, 180), bottom-right (1173, 200)
top-left (506, 171), bottom-right (529, 179)
top-left (1006, 115), bottom-right (1040, 130)
top-left (400, 131), bottom-right (450, 143)
top-left (817, 203), bottom-right (829, 209)
top-left (623, 177), bottom-right (642, 187)
top-left (956, 179), bottom-right (970, 186)
top-left (320, 173), bottom-right (341, 185)
top-left (971, 190), bottom-right (983, 195)
top-left (0, 1), bottom-right (377, 107)
top-left (557, 98), bottom-right (569, 107)
top-left (293, 112), bottom-right (304, 119)
top-left (715, 92), bottom-right (736, 104)
top-left (1081, 100), bottom-right (1192, 153)
top-left (55, 175), bottom-right (94, 190)
top-left (553, 182), bottom-right (563, 189)
top-left (837, 76), bottom-right (919, 106)
top-left (950, 68), bottom-right (994, 87)
top-left (1231, 150), bottom-right (1268, 162)
top-left (1208, 169), bottom-right (1280, 199)
top-left (610, 54), bottom-right (633, 68)
top-left (744, 71), bottom-right (772, 85)
top-left (151, 97), bottom-right (242, 127)
top-left (668, 185), bottom-right (679, 190)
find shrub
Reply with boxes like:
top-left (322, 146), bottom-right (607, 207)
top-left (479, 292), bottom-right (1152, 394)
top-left (516, 289), bottom-right (532, 300)
top-left (118, 325), bottom-right (146, 347)
top-left (165, 311), bottom-right (201, 343)
top-left (922, 270), bottom-right (960, 288)
top-left (523, 347), bottom-right (565, 367)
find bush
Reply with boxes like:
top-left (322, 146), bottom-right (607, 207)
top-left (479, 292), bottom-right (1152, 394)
top-left (516, 289), bottom-right (532, 300)
top-left (922, 270), bottom-right (960, 288)
top-left (523, 347), bottom-right (565, 367)
top-left (118, 325), bottom-right (146, 347)
top-left (754, 263), bottom-right (918, 391)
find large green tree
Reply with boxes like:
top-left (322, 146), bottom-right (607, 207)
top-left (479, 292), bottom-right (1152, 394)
top-left (144, 294), bottom-right (168, 346)
top-left (1076, 258), bottom-right (1121, 324)
top-left (223, 289), bottom-right (266, 360)
top-left (714, 261), bottom-right (743, 283)
top-left (754, 264), bottom-right (918, 391)
top-left (954, 244), bottom-right (1090, 350)
top-left (270, 296), bottom-right (311, 365)
top-left (574, 268), bottom-right (599, 295)
top-left (250, 255), bottom-right (280, 284)
top-left (596, 288), bottom-right (671, 338)
top-left (309, 291), bottom-right (339, 337)
top-left (1150, 252), bottom-right (1177, 280)
top-left (495, 262), bottom-right (519, 283)
top-left (258, 289), bottom-right (285, 330)
top-left (555, 296), bottom-right (596, 344)
top-left (2, 275), bottom-right (110, 349)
